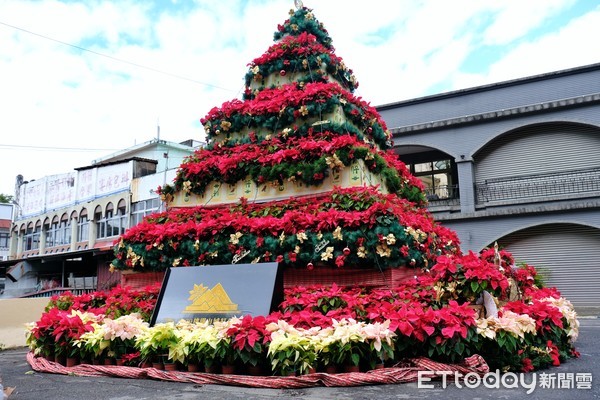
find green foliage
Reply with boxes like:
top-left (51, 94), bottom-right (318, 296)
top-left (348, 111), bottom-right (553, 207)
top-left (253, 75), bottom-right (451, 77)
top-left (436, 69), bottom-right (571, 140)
top-left (112, 219), bottom-right (431, 273)
top-left (315, 296), bottom-right (347, 314)
top-left (166, 145), bottom-right (422, 204)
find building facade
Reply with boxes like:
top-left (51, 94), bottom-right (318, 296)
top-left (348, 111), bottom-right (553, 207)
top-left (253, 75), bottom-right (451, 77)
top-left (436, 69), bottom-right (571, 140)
top-left (0, 203), bottom-right (13, 261)
top-left (0, 203), bottom-right (14, 294)
top-left (378, 63), bottom-right (600, 311)
top-left (0, 138), bottom-right (199, 298)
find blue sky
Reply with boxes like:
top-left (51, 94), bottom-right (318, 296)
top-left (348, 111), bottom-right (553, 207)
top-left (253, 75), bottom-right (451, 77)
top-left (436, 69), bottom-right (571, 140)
top-left (0, 0), bottom-right (599, 196)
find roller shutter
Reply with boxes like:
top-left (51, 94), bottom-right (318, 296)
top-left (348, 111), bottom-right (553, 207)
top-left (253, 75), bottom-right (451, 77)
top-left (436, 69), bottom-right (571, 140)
top-left (497, 223), bottom-right (600, 307)
top-left (475, 123), bottom-right (600, 181)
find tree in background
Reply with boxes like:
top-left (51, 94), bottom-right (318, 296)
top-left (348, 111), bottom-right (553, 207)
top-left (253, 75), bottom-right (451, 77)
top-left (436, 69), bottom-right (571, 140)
top-left (0, 194), bottom-right (13, 204)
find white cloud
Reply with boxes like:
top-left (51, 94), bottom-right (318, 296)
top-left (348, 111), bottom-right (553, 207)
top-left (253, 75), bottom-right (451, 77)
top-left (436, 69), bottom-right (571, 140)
top-left (451, 5), bottom-right (600, 90)
top-left (482, 0), bottom-right (576, 45)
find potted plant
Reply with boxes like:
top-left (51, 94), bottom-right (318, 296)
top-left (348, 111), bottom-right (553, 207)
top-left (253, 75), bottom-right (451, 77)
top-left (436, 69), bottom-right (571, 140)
top-left (102, 313), bottom-right (149, 363)
top-left (328, 318), bottom-right (367, 372)
top-left (197, 328), bottom-right (220, 373)
top-left (25, 307), bottom-right (74, 361)
top-left (361, 320), bottom-right (396, 369)
top-left (74, 322), bottom-right (110, 364)
top-left (173, 321), bottom-right (223, 373)
top-left (25, 319), bottom-right (56, 361)
top-left (134, 322), bottom-right (178, 368)
top-left (266, 320), bottom-right (318, 376)
top-left (51, 310), bottom-right (98, 366)
top-left (313, 327), bottom-right (337, 373)
top-left (167, 320), bottom-right (208, 371)
top-left (213, 319), bottom-right (237, 373)
top-left (227, 315), bottom-right (271, 374)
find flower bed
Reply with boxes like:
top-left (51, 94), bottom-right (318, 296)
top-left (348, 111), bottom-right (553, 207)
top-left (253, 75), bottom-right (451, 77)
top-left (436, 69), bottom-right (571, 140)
top-left (26, 255), bottom-right (579, 377)
top-left (110, 187), bottom-right (454, 273)
top-left (202, 82), bottom-right (389, 148)
top-left (161, 135), bottom-right (423, 202)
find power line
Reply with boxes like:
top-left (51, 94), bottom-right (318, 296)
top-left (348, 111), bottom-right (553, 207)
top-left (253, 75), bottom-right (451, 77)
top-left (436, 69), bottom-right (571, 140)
top-left (0, 144), bottom-right (119, 152)
top-left (0, 144), bottom-right (200, 155)
top-left (0, 20), bottom-right (238, 93)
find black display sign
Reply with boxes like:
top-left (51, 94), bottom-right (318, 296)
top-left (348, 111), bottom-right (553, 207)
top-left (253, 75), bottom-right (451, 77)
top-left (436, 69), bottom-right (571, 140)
top-left (150, 262), bottom-right (283, 325)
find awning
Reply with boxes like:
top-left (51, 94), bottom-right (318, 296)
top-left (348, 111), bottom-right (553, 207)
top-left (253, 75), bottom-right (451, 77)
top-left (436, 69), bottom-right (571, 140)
top-left (0, 246), bottom-right (115, 280)
top-left (6, 261), bottom-right (32, 282)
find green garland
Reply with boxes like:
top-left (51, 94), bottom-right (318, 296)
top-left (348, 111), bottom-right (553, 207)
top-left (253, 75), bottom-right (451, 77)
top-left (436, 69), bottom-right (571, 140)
top-left (112, 188), bottom-right (453, 272)
top-left (244, 49), bottom-right (357, 95)
top-left (112, 217), bottom-right (432, 272)
top-left (205, 90), bottom-right (390, 149)
top-left (244, 69), bottom-right (353, 100)
top-left (206, 121), bottom-right (374, 152)
top-left (162, 144), bottom-right (425, 205)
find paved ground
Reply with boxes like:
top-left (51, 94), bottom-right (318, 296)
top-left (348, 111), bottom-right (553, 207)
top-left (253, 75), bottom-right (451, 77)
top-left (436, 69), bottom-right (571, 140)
top-left (1, 318), bottom-right (598, 400)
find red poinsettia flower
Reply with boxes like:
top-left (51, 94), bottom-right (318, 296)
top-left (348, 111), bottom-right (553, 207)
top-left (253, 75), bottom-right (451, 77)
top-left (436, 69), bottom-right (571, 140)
top-left (227, 315), bottom-right (272, 351)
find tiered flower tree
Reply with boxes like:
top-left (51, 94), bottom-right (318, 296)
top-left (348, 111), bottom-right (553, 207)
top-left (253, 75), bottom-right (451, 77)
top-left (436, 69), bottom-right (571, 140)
top-left (110, 6), bottom-right (459, 276)
top-left (100, 5), bottom-right (580, 375)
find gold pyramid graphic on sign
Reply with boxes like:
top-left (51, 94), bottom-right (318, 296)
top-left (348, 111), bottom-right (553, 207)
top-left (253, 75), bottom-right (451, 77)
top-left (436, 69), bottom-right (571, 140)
top-left (183, 283), bottom-right (239, 313)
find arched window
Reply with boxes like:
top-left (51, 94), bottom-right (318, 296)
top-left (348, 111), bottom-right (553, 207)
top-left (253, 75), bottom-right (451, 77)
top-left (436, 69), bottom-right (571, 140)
top-left (57, 213), bottom-right (71, 245)
top-left (398, 147), bottom-right (458, 202)
top-left (25, 221), bottom-right (41, 251)
top-left (95, 204), bottom-right (109, 239)
top-left (33, 220), bottom-right (42, 250)
top-left (115, 199), bottom-right (127, 236)
top-left (409, 159), bottom-right (454, 200)
top-left (24, 222), bottom-right (33, 250)
top-left (97, 200), bottom-right (128, 238)
top-left (77, 209), bottom-right (89, 243)
top-left (46, 216), bottom-right (59, 247)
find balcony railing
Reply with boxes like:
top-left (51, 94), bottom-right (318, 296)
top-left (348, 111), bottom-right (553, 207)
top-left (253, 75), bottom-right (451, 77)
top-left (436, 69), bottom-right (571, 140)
top-left (424, 185), bottom-right (460, 207)
top-left (19, 287), bottom-right (96, 298)
top-left (475, 167), bottom-right (600, 204)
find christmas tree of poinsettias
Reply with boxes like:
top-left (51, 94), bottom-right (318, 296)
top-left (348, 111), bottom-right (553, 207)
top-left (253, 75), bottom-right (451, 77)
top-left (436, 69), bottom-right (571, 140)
top-left (111, 6), bottom-right (452, 273)
top-left (109, 6), bottom-right (579, 372)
